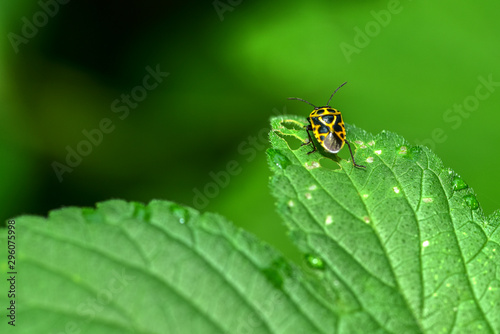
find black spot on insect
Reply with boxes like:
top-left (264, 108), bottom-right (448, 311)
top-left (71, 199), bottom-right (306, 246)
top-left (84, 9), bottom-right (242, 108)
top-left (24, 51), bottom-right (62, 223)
top-left (322, 115), bottom-right (334, 124)
top-left (333, 122), bottom-right (343, 133)
top-left (340, 132), bottom-right (345, 139)
top-left (317, 125), bottom-right (329, 134)
top-left (315, 109), bottom-right (325, 115)
top-left (311, 117), bottom-right (322, 126)
top-left (319, 135), bottom-right (325, 141)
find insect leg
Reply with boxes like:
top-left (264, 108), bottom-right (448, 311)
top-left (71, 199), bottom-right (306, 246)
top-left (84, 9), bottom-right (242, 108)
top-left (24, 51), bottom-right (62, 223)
top-left (302, 125), bottom-right (317, 154)
top-left (345, 140), bottom-right (365, 168)
top-left (301, 125), bottom-right (313, 145)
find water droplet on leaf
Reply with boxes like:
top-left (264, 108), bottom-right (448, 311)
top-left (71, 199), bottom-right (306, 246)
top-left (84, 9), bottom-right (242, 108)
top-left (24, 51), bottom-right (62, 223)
top-left (464, 194), bottom-right (479, 210)
top-left (305, 254), bottom-right (325, 270)
top-left (261, 258), bottom-right (293, 289)
top-left (453, 176), bottom-right (468, 191)
top-left (261, 258), bottom-right (292, 289)
top-left (170, 204), bottom-right (189, 224)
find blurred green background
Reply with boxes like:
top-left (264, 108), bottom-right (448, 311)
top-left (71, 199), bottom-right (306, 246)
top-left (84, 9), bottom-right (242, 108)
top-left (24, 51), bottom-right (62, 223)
top-left (1, 0), bottom-right (499, 259)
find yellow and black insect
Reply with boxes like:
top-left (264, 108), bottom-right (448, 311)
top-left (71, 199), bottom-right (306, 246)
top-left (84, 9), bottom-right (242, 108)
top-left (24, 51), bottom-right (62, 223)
top-left (288, 82), bottom-right (365, 168)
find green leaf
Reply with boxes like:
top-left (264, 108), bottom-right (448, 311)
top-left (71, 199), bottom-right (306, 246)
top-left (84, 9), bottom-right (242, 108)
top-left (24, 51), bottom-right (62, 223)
top-left (2, 117), bottom-right (499, 334)
top-left (2, 200), bottom-right (344, 334)
top-left (269, 114), bottom-right (500, 333)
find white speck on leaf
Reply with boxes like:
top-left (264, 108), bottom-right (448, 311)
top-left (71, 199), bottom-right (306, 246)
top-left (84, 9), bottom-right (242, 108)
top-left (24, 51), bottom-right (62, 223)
top-left (305, 161), bottom-right (320, 170)
top-left (325, 215), bottom-right (333, 225)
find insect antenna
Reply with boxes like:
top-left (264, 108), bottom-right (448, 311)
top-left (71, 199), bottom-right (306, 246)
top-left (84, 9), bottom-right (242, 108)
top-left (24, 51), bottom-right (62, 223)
top-left (287, 97), bottom-right (317, 108)
top-left (326, 81), bottom-right (347, 106)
